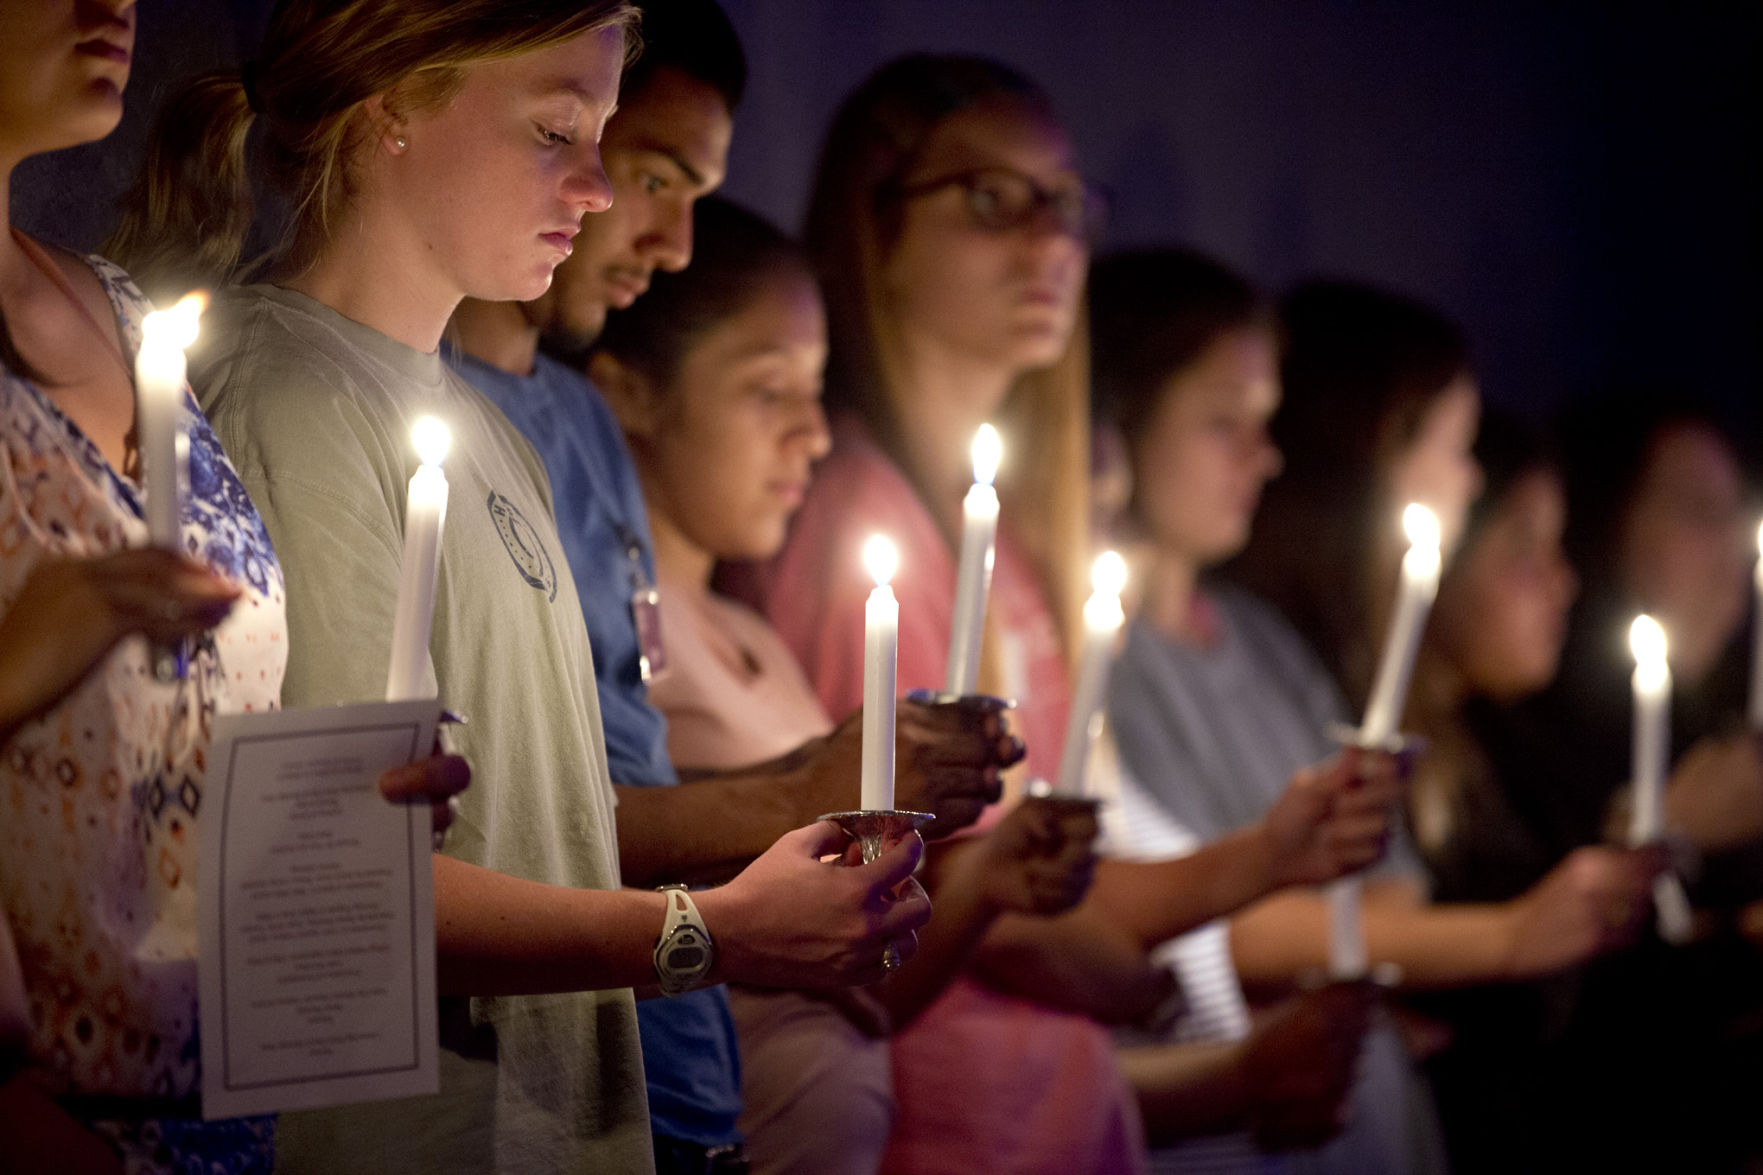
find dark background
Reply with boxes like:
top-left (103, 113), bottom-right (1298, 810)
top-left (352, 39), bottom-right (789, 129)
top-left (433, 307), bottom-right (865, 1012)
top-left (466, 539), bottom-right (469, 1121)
top-left (14, 0), bottom-right (1759, 437)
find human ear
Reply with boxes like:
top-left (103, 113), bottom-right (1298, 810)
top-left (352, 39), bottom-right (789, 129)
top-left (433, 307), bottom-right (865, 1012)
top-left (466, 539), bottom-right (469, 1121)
top-left (361, 92), bottom-right (409, 154)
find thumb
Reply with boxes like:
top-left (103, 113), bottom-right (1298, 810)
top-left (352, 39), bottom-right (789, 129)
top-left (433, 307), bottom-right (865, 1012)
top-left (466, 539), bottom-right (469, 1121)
top-left (855, 831), bottom-right (925, 895)
top-left (788, 818), bottom-right (858, 860)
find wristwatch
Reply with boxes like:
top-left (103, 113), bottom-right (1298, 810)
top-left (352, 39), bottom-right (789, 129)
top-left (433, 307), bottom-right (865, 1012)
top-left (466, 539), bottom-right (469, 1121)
top-left (653, 885), bottom-right (716, 997)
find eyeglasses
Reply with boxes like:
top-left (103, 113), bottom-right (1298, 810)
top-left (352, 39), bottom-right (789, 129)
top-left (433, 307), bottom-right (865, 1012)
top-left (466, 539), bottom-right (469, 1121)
top-left (889, 166), bottom-right (1110, 243)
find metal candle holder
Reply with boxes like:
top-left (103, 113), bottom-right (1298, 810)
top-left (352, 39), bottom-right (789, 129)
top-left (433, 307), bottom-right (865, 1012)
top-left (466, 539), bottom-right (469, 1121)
top-left (819, 808), bottom-right (935, 971)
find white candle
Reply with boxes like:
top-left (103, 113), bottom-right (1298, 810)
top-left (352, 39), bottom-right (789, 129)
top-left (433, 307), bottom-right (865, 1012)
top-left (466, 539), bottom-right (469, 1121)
top-left (1627, 614), bottom-right (1690, 942)
top-left (135, 293), bottom-right (206, 551)
top-left (946, 423), bottom-right (1001, 695)
top-left (1750, 520), bottom-right (1763, 729)
top-left (386, 417), bottom-right (452, 702)
top-left (861, 535), bottom-right (900, 810)
top-left (1360, 504), bottom-right (1444, 746)
top-left (1055, 551), bottom-right (1128, 795)
top-left (1331, 503), bottom-right (1443, 979)
top-left (1628, 615), bottom-right (1670, 842)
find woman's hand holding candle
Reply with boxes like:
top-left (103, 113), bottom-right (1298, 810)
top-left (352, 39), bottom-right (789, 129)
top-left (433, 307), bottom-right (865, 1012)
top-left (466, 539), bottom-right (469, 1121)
top-left (958, 795), bottom-right (1101, 917)
top-left (0, 549), bottom-right (238, 745)
top-left (1258, 748), bottom-right (1404, 890)
top-left (1499, 844), bottom-right (1669, 979)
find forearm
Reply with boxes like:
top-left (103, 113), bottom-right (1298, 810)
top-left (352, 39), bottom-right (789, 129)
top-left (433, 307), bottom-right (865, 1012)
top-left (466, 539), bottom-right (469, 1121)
top-left (872, 839), bottom-right (1003, 1029)
top-left (434, 854), bottom-right (670, 995)
top-left (969, 904), bottom-right (1168, 1024)
top-left (1088, 828), bottom-right (1280, 950)
top-left (614, 764), bottom-right (822, 887)
top-left (0, 919), bottom-right (27, 1051)
top-left (0, 1076), bottom-right (124, 1175)
top-left (1117, 1040), bottom-right (1249, 1145)
top-left (1229, 886), bottom-right (1519, 992)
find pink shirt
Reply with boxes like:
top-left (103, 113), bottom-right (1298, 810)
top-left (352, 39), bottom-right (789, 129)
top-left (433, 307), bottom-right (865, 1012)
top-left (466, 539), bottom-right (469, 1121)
top-left (648, 577), bottom-right (833, 768)
top-left (746, 413), bottom-right (1145, 1175)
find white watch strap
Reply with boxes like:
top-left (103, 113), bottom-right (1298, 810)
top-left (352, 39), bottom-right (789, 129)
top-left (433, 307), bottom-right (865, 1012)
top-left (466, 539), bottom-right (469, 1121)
top-left (654, 886), bottom-right (714, 997)
top-left (661, 886), bottom-right (703, 936)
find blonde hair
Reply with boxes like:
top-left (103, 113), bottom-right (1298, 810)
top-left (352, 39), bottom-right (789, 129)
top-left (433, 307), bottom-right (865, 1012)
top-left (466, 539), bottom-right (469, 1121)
top-left (804, 54), bottom-right (1093, 669)
top-left (107, 0), bottom-right (637, 297)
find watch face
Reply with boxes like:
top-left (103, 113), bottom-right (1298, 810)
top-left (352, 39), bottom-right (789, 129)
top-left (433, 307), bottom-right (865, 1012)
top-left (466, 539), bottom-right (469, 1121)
top-left (659, 927), bottom-right (712, 987)
top-left (669, 943), bottom-right (706, 969)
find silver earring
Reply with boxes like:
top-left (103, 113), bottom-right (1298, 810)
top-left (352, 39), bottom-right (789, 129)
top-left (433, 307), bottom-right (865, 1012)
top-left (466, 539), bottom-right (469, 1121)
top-left (393, 135), bottom-right (407, 150)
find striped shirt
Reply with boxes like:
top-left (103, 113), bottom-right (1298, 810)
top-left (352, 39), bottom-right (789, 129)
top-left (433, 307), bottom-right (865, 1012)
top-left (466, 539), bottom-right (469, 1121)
top-left (1107, 586), bottom-right (1447, 1175)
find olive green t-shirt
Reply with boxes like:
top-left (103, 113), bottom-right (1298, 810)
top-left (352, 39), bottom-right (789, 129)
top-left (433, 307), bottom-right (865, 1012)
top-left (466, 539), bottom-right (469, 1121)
top-left (194, 284), bottom-right (652, 1174)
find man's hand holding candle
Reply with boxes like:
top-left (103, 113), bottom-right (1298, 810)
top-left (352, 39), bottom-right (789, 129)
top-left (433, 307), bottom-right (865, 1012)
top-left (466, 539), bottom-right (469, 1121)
top-left (793, 696), bottom-right (1021, 836)
top-left (695, 820), bottom-right (932, 989)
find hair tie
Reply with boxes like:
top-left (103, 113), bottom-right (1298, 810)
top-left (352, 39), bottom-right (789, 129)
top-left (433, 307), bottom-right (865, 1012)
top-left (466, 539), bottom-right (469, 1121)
top-left (241, 61), bottom-right (263, 114)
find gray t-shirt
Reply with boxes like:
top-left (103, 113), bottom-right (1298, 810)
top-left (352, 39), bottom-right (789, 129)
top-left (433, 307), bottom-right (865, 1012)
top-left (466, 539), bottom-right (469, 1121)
top-left (1108, 586), bottom-right (1442, 1175)
top-left (193, 285), bottom-right (652, 1175)
top-left (1108, 585), bottom-right (1420, 880)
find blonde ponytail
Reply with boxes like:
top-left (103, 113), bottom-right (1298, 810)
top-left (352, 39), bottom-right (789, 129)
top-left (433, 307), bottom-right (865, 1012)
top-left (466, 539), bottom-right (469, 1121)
top-left (107, 0), bottom-right (636, 298)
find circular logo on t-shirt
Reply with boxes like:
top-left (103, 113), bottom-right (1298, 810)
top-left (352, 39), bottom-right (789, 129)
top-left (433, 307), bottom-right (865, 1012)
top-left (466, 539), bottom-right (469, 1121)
top-left (487, 490), bottom-right (557, 601)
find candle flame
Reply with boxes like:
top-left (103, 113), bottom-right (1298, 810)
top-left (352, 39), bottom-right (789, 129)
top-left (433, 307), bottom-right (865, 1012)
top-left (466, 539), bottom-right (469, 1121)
top-left (412, 416), bottom-right (452, 467)
top-left (142, 290), bottom-right (208, 350)
top-left (1629, 613), bottom-right (1667, 668)
top-left (1091, 549), bottom-right (1128, 599)
top-left (863, 534), bottom-right (898, 587)
top-left (1402, 503), bottom-right (1441, 551)
top-left (971, 423), bottom-right (1002, 487)
top-left (1755, 517), bottom-right (1762, 556)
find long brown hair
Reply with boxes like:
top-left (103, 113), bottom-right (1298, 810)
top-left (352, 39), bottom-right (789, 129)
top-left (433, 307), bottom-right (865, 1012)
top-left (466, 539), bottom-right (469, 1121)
top-left (1228, 279), bottom-right (1471, 708)
top-left (803, 53), bottom-right (1093, 664)
top-left (106, 0), bottom-right (637, 298)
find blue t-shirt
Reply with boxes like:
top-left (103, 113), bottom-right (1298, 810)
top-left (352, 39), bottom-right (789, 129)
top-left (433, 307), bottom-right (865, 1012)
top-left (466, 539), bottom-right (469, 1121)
top-left (451, 347), bottom-right (742, 1147)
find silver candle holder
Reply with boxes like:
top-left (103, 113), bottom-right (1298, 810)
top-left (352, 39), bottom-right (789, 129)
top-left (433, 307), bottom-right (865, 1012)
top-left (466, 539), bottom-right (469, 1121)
top-left (818, 808), bottom-right (935, 971)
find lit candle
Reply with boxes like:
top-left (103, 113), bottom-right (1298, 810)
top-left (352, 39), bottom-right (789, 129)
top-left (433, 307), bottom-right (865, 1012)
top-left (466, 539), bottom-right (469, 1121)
top-left (385, 417), bottom-right (451, 702)
top-left (1055, 551), bottom-right (1128, 795)
top-left (135, 292), bottom-right (206, 551)
top-left (861, 536), bottom-right (900, 810)
top-left (946, 423), bottom-right (1001, 696)
top-left (1628, 614), bottom-right (1690, 942)
top-left (1361, 504), bottom-right (1443, 745)
top-left (1750, 520), bottom-right (1762, 729)
top-left (1330, 503), bottom-right (1444, 979)
top-left (1629, 614), bottom-right (1669, 841)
